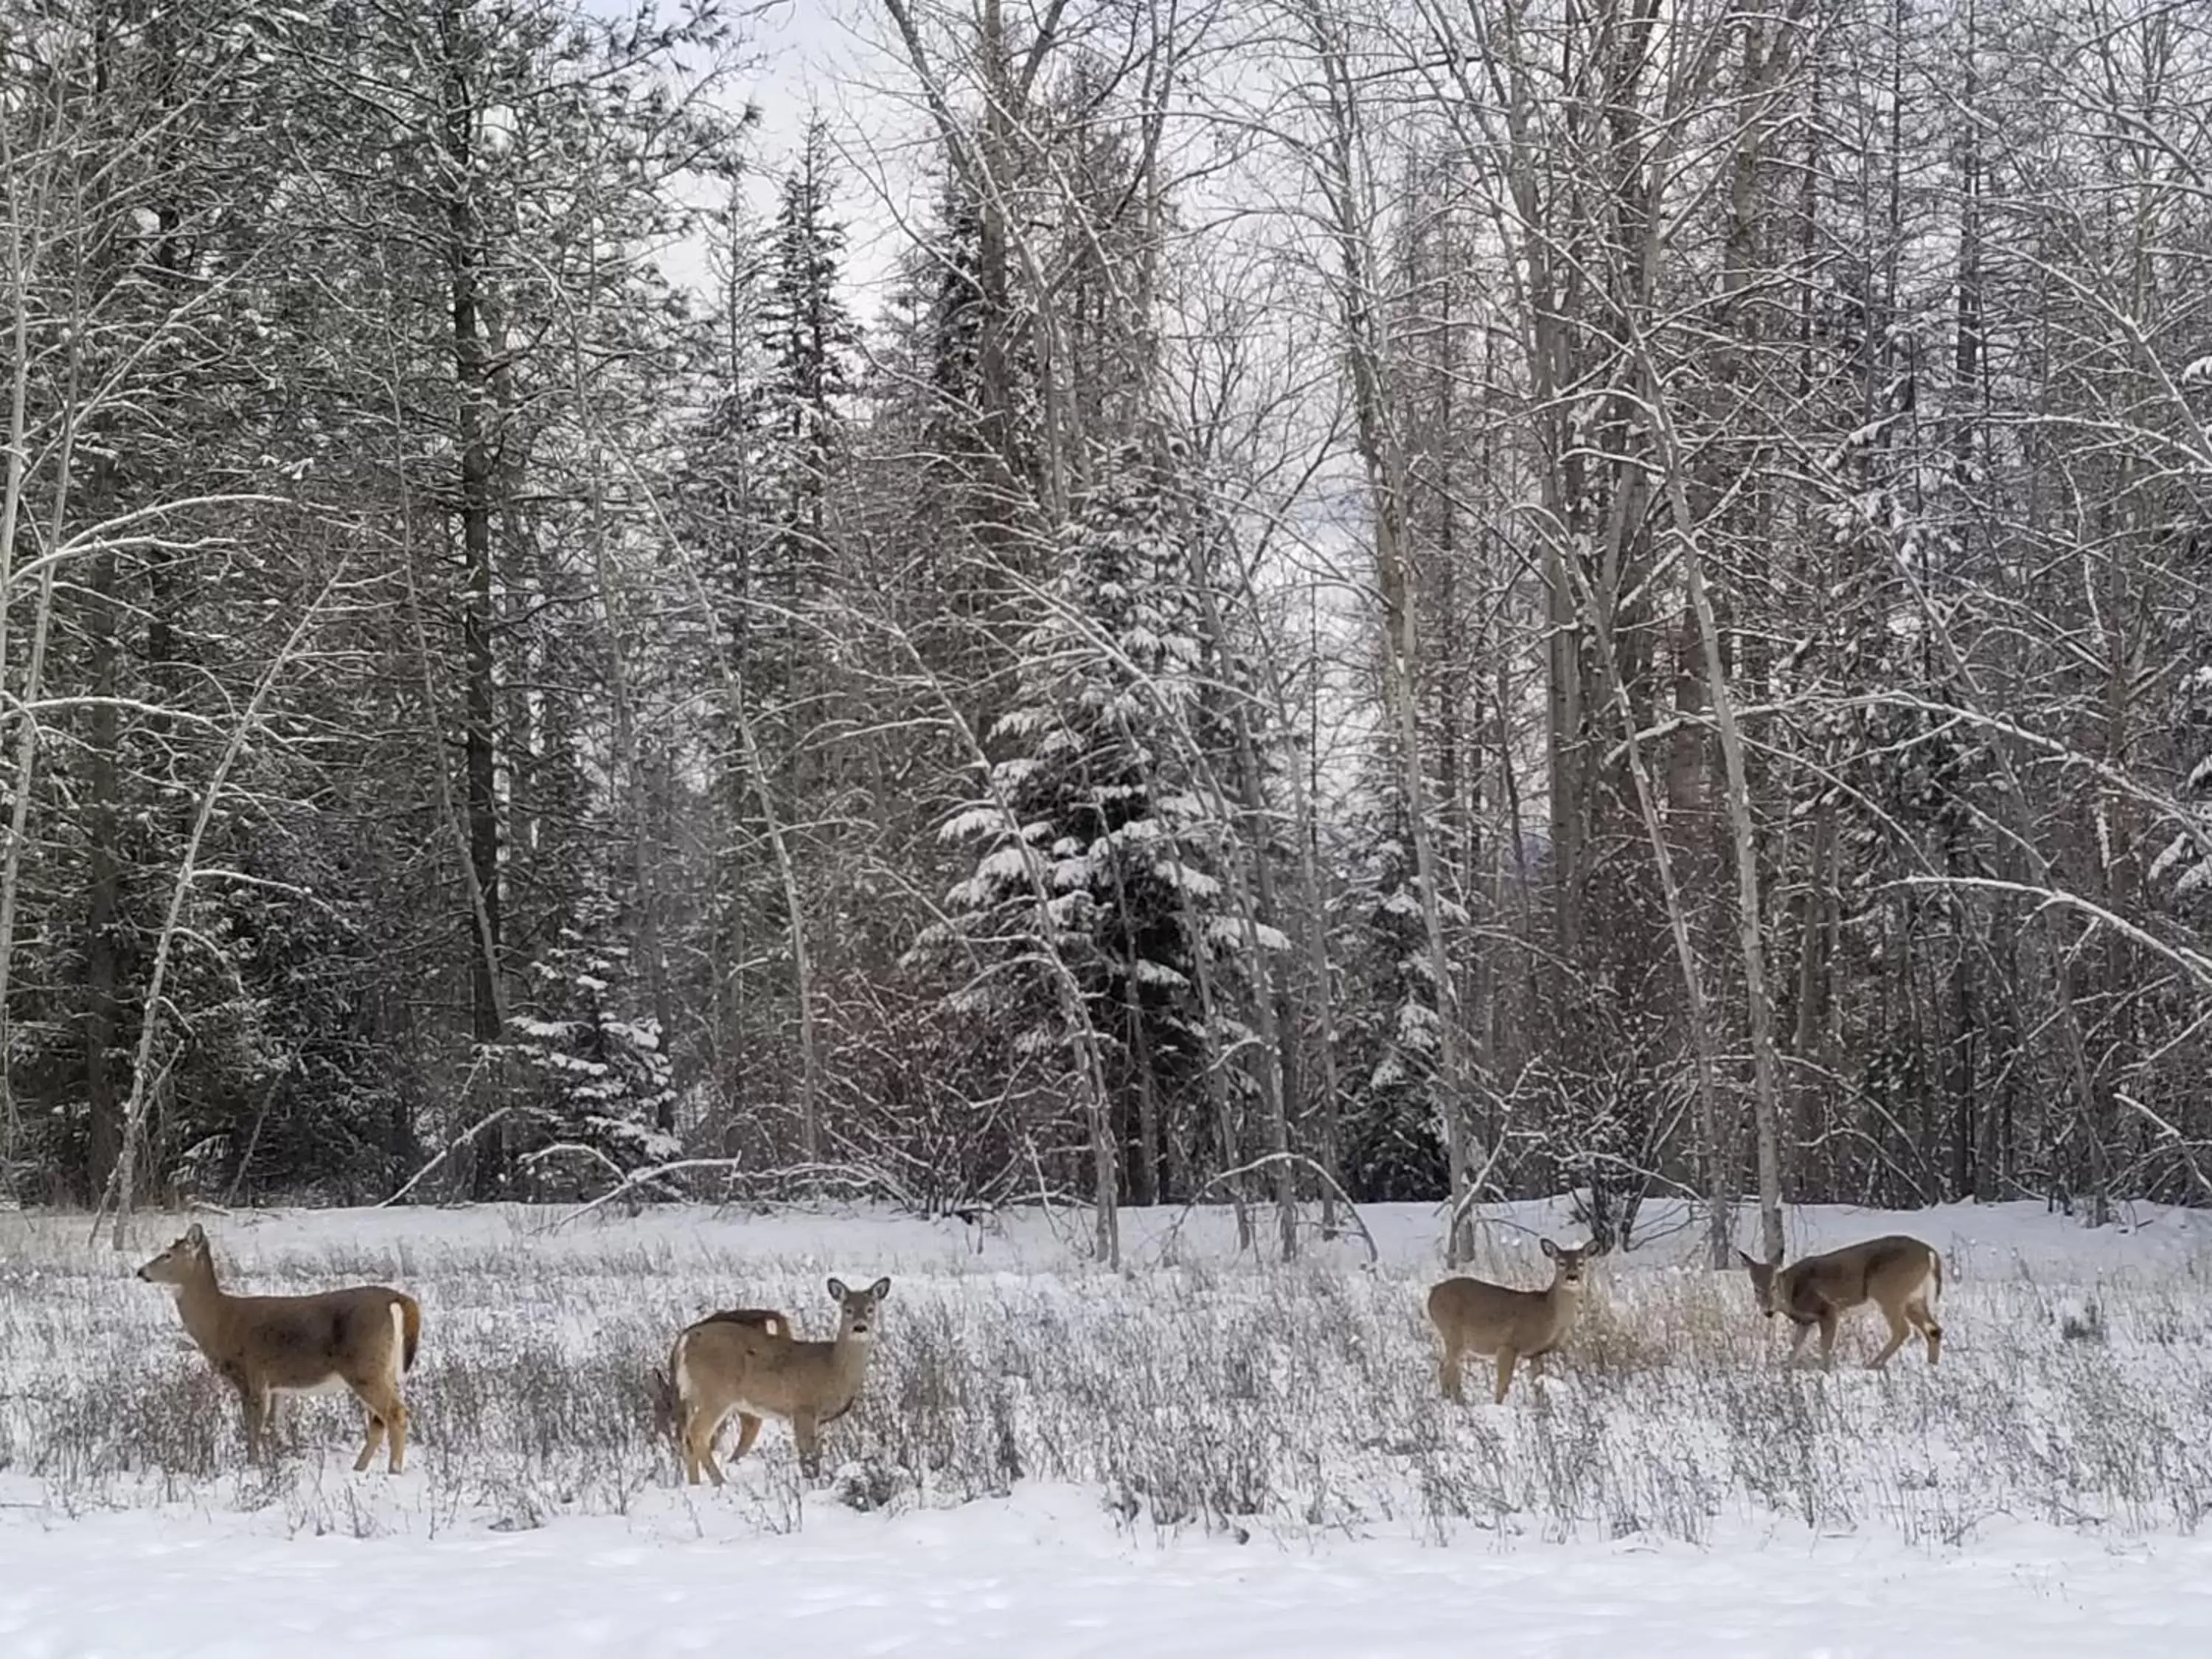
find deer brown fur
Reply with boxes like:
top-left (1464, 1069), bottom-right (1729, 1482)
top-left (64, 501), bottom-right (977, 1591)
top-left (667, 1277), bottom-right (887, 1484)
top-left (650, 1307), bottom-right (787, 1446)
top-left (1427, 1238), bottom-right (1602, 1405)
top-left (1739, 1234), bottom-right (1944, 1368)
top-left (136, 1223), bottom-right (422, 1472)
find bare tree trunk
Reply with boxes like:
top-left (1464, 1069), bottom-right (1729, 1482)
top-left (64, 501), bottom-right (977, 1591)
top-left (102, 572), bottom-right (345, 1241)
top-left (571, 266), bottom-right (677, 1130)
top-left (0, 201), bottom-right (67, 1166)
top-left (1302, 1), bottom-right (1482, 1261)
top-left (1634, 347), bottom-right (1788, 1267)
top-left (1561, 536), bottom-right (1738, 1268)
top-left (84, 538), bottom-right (124, 1203)
top-left (731, 672), bottom-right (823, 1168)
top-left (1220, 542), bottom-right (1345, 1231)
top-left (586, 466), bottom-right (677, 1130)
top-left (440, 0), bottom-right (509, 1196)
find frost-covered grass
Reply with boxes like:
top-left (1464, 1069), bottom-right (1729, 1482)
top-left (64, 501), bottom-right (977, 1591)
top-left (3, 1197), bottom-right (2211, 1551)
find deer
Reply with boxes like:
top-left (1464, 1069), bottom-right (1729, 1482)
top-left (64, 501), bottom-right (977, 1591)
top-left (136, 1223), bottom-right (422, 1472)
top-left (1427, 1238), bottom-right (1603, 1405)
top-left (665, 1276), bottom-right (888, 1485)
top-left (650, 1307), bottom-right (788, 1447)
top-left (1738, 1234), bottom-right (1944, 1368)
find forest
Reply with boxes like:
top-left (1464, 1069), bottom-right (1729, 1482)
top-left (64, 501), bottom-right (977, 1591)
top-left (1, 0), bottom-right (2208, 1267)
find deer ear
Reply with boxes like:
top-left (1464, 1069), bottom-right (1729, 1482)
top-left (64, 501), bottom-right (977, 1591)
top-left (1736, 1250), bottom-right (1758, 1270)
top-left (827, 1277), bottom-right (849, 1302)
top-left (186, 1224), bottom-right (206, 1247)
top-left (871, 1276), bottom-right (891, 1301)
top-left (1540, 1237), bottom-right (1559, 1259)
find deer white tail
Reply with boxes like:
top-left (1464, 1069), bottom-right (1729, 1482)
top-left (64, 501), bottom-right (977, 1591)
top-left (672, 1329), bottom-right (696, 1411)
top-left (389, 1301), bottom-right (407, 1388)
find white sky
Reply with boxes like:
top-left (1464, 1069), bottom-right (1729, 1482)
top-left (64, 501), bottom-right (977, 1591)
top-left (731, 0), bottom-right (918, 319)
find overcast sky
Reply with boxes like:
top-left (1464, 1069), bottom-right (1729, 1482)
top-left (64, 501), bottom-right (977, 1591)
top-left (732, 1), bottom-right (916, 318)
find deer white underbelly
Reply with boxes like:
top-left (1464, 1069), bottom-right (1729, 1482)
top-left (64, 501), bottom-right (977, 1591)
top-left (278, 1374), bottom-right (354, 1397)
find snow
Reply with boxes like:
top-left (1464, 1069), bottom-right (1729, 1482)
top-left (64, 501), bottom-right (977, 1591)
top-left (4, 1489), bottom-right (2211, 1657)
top-left (7, 1196), bottom-right (2212, 1654)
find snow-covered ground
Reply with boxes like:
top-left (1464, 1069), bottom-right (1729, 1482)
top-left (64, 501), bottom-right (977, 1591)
top-left (5, 1196), bottom-right (2212, 1655)
top-left (5, 1490), bottom-right (2212, 1657)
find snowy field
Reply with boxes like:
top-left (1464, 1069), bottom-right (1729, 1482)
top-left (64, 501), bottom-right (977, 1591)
top-left (5, 1196), bottom-right (2212, 1654)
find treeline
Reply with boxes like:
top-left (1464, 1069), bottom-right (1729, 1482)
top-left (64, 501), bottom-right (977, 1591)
top-left (3, 0), bottom-right (2209, 1262)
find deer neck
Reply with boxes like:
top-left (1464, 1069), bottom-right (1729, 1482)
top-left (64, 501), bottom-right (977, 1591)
top-left (1545, 1279), bottom-right (1583, 1325)
top-left (169, 1259), bottom-right (233, 1355)
top-left (827, 1330), bottom-right (874, 1403)
top-left (1776, 1263), bottom-right (1808, 1311)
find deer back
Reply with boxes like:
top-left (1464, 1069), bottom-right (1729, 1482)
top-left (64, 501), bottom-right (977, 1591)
top-left (1787, 1234), bottom-right (1940, 1315)
top-left (139, 1225), bottom-right (415, 1394)
top-left (1427, 1240), bottom-right (1598, 1358)
top-left (213, 1287), bottom-right (417, 1391)
top-left (672, 1277), bottom-right (887, 1423)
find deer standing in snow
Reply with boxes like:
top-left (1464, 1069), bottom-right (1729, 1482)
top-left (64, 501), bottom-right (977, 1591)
top-left (1739, 1234), bottom-right (1944, 1368)
top-left (136, 1223), bottom-right (422, 1472)
top-left (1427, 1238), bottom-right (1603, 1404)
top-left (664, 1277), bottom-right (888, 1484)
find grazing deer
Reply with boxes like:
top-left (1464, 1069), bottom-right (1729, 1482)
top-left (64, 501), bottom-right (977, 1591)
top-left (136, 1223), bottom-right (422, 1472)
top-left (667, 1277), bottom-right (888, 1484)
top-left (1738, 1235), bottom-right (1944, 1368)
top-left (650, 1307), bottom-right (787, 1446)
top-left (1427, 1238), bottom-right (1603, 1405)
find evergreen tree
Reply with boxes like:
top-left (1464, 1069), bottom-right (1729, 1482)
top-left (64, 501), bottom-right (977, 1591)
top-left (923, 428), bottom-right (1245, 1201)
top-left (1332, 790), bottom-right (1449, 1203)
top-left (506, 895), bottom-right (679, 1194)
top-left (757, 118), bottom-right (860, 543)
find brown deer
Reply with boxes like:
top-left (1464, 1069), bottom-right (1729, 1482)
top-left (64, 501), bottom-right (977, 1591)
top-left (650, 1307), bottom-right (787, 1446)
top-left (666, 1277), bottom-right (888, 1484)
top-left (1738, 1235), bottom-right (1944, 1368)
top-left (1427, 1238), bottom-right (1603, 1405)
top-left (136, 1223), bottom-right (422, 1472)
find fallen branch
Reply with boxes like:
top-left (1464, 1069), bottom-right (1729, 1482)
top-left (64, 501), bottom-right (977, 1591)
top-left (380, 1106), bottom-right (512, 1209)
top-left (537, 1158), bottom-right (919, 1234)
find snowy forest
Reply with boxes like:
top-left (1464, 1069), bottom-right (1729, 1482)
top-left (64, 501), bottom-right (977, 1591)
top-left (2, 0), bottom-right (2210, 1263)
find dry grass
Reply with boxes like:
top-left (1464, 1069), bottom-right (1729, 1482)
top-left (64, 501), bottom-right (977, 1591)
top-left (2, 1211), bottom-right (2210, 1547)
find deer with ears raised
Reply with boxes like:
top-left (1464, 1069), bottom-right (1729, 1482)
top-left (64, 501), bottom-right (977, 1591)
top-left (1427, 1238), bottom-right (1604, 1405)
top-left (136, 1223), bottom-right (422, 1472)
top-left (664, 1277), bottom-right (888, 1484)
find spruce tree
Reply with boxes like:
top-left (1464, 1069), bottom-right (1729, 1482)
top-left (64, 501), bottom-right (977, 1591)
top-left (925, 428), bottom-right (1245, 1200)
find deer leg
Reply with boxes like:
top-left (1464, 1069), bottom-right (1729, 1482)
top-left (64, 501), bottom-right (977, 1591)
top-left (793, 1410), bottom-right (822, 1478)
top-left (238, 1380), bottom-right (273, 1465)
top-left (732, 1413), bottom-right (763, 1461)
top-left (687, 1406), bottom-right (728, 1487)
top-left (1867, 1302), bottom-right (1912, 1370)
top-left (376, 1395), bottom-right (409, 1475)
top-left (1817, 1308), bottom-right (1840, 1368)
top-left (1439, 1343), bottom-right (1465, 1403)
top-left (1783, 1318), bottom-right (1815, 1366)
top-left (355, 1409), bottom-right (387, 1474)
top-left (1526, 1352), bottom-right (1548, 1385)
top-left (1908, 1298), bottom-right (1942, 1367)
top-left (677, 1410), bottom-right (700, 1485)
top-left (1492, 1349), bottom-right (1520, 1405)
